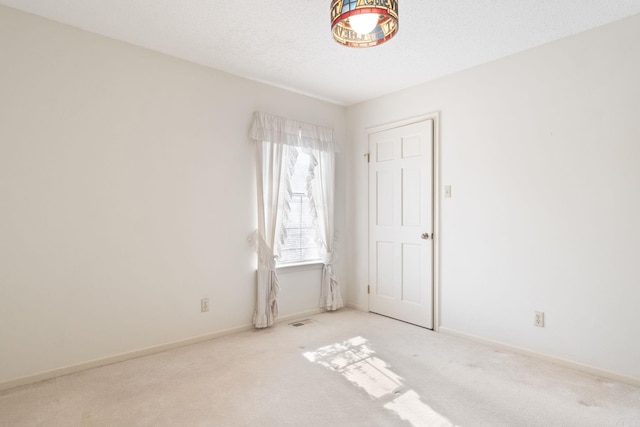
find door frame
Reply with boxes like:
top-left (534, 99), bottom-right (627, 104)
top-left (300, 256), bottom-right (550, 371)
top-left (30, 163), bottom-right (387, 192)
top-left (365, 112), bottom-right (441, 332)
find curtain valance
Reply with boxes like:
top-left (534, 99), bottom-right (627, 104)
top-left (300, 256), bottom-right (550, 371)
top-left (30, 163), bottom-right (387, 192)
top-left (249, 112), bottom-right (337, 153)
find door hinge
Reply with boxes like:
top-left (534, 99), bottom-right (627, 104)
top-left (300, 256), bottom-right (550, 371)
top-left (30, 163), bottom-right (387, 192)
top-left (364, 153), bottom-right (370, 163)
top-left (367, 285), bottom-right (370, 294)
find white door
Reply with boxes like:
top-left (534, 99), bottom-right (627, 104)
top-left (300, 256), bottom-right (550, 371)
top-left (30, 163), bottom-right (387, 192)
top-left (368, 119), bottom-right (434, 328)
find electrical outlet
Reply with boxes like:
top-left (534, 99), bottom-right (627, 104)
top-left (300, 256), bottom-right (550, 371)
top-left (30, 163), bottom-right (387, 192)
top-left (201, 298), bottom-right (210, 313)
top-left (534, 311), bottom-right (545, 327)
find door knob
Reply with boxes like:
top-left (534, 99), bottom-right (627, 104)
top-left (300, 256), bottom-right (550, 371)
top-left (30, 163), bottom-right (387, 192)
top-left (421, 233), bottom-right (431, 240)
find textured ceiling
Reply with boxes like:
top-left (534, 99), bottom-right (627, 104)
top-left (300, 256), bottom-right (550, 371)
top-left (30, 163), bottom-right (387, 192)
top-left (2, 0), bottom-right (640, 105)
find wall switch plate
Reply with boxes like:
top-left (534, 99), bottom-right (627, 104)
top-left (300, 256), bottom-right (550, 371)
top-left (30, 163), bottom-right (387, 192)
top-left (201, 298), bottom-right (210, 313)
top-left (444, 185), bottom-right (452, 198)
top-left (534, 311), bottom-right (545, 327)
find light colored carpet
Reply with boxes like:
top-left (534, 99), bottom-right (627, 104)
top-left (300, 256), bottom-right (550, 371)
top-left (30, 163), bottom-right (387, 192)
top-left (1, 309), bottom-right (639, 426)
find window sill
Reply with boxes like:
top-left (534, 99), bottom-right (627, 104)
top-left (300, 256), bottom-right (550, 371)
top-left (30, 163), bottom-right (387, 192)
top-left (276, 261), bottom-right (324, 274)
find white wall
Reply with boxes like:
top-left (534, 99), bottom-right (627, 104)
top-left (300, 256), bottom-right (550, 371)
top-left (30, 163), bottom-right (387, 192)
top-left (346, 14), bottom-right (640, 380)
top-left (0, 5), bottom-right (346, 384)
top-left (3, 3), bottom-right (639, 387)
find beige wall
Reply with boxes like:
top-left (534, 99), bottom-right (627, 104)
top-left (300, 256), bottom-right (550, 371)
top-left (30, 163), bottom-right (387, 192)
top-left (346, 14), bottom-right (640, 380)
top-left (0, 5), bottom-right (347, 384)
top-left (3, 2), bottom-right (640, 386)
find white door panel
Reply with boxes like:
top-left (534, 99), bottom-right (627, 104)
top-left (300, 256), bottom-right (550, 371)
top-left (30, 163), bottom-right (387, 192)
top-left (369, 119), bottom-right (434, 328)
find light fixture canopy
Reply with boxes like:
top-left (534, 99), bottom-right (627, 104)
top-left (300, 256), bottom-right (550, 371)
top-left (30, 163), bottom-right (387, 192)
top-left (331, 0), bottom-right (399, 48)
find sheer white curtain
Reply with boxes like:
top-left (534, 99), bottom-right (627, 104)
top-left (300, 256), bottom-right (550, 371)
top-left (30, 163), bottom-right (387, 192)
top-left (309, 150), bottom-right (343, 311)
top-left (249, 112), bottom-right (340, 328)
top-left (252, 140), bottom-right (287, 328)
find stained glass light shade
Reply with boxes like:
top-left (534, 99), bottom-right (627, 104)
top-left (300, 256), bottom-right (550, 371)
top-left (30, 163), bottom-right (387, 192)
top-left (331, 0), bottom-right (399, 48)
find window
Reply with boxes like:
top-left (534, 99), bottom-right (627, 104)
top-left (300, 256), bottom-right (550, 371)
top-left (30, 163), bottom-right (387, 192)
top-left (250, 111), bottom-right (342, 322)
top-left (277, 147), bottom-right (322, 266)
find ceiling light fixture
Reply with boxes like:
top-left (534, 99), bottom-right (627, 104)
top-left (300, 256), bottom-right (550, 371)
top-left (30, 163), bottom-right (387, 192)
top-left (331, 0), bottom-right (399, 48)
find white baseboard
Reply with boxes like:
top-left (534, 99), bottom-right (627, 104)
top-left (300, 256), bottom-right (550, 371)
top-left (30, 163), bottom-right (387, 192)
top-left (12, 310), bottom-right (633, 393)
top-left (275, 307), bottom-right (325, 324)
top-left (0, 307), bottom-right (327, 392)
top-left (439, 327), bottom-right (640, 388)
top-left (0, 322), bottom-right (255, 391)
top-left (347, 302), bottom-right (367, 312)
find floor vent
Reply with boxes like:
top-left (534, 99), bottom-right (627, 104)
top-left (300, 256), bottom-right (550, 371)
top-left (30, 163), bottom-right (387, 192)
top-left (289, 319), bottom-right (315, 327)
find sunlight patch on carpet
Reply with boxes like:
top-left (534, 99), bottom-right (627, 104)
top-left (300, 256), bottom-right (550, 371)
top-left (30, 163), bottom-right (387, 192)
top-left (304, 336), bottom-right (455, 427)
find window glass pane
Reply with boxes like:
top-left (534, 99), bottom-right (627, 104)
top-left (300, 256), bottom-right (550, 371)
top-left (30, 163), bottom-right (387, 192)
top-left (289, 150), bottom-right (309, 193)
top-left (278, 147), bottom-right (321, 266)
